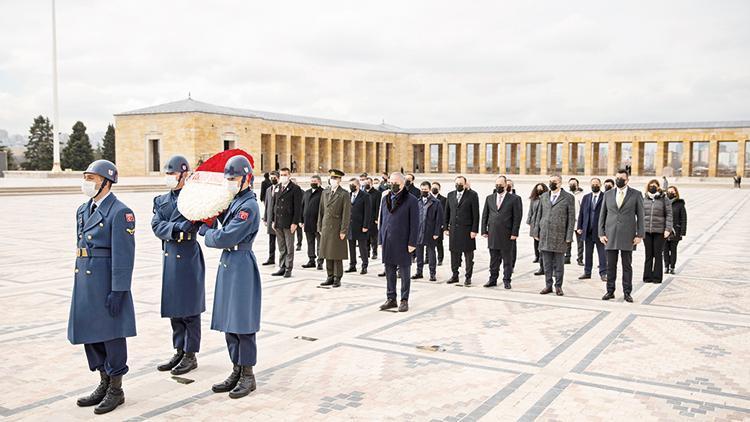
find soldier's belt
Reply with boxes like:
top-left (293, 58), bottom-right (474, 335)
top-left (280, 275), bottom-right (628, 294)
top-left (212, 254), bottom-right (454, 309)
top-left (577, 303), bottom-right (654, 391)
top-left (76, 248), bottom-right (111, 258)
top-left (224, 243), bottom-right (253, 251)
top-left (168, 232), bottom-right (195, 243)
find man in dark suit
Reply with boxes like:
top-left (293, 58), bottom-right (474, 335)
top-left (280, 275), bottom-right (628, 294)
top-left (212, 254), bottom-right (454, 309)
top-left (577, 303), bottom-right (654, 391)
top-left (271, 167), bottom-right (303, 278)
top-left (364, 177), bottom-right (382, 259)
top-left (405, 173), bottom-right (421, 198)
top-left (259, 172), bottom-right (271, 204)
top-left (577, 178), bottom-right (607, 281)
top-left (413, 181), bottom-right (444, 281)
top-left (262, 171), bottom-right (279, 265)
top-left (481, 176), bottom-right (522, 289)
top-left (346, 178), bottom-right (372, 274)
top-left (378, 172), bottom-right (419, 312)
top-left (431, 181), bottom-right (447, 265)
top-left (444, 176), bottom-right (480, 286)
top-left (301, 175), bottom-right (324, 270)
top-left (599, 169), bottom-right (645, 303)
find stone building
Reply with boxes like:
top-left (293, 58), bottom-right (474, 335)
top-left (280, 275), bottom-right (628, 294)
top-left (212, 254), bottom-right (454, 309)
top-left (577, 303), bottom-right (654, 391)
top-left (115, 98), bottom-right (750, 178)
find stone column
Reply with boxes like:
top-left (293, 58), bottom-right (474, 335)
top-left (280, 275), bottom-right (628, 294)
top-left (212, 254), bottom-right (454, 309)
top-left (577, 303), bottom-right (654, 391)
top-left (584, 140), bottom-right (593, 176)
top-left (478, 142), bottom-right (486, 174)
top-left (540, 141), bottom-right (549, 175)
top-left (708, 139), bottom-right (718, 177)
top-left (498, 140), bottom-right (506, 173)
top-left (264, 134), bottom-right (276, 173)
top-left (561, 140), bottom-right (570, 175)
top-left (631, 138), bottom-right (641, 176)
top-left (654, 139), bottom-right (665, 177)
top-left (681, 140), bottom-right (691, 177)
top-left (457, 143), bottom-right (467, 174)
top-left (738, 139), bottom-right (747, 177)
top-left (607, 140), bottom-right (617, 176)
top-left (441, 142), bottom-right (449, 174)
top-left (310, 137), bottom-right (319, 174)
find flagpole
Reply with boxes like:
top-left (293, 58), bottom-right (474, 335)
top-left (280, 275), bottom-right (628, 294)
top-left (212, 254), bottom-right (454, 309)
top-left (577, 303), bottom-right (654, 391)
top-left (51, 0), bottom-right (61, 171)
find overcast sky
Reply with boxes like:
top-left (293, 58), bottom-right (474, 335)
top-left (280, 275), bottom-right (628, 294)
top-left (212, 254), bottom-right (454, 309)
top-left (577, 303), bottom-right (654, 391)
top-left (1, 0), bottom-right (748, 136)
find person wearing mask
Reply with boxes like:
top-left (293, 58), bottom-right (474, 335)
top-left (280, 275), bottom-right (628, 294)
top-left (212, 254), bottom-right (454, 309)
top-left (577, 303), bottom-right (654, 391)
top-left (346, 178), bottom-right (372, 274)
top-left (603, 179), bottom-right (615, 192)
top-left (301, 175), bottom-right (324, 270)
top-left (152, 155), bottom-right (205, 377)
top-left (506, 179), bottom-right (516, 195)
top-left (566, 178), bottom-right (584, 266)
top-left (271, 168), bottom-right (303, 278)
top-left (372, 178), bottom-right (381, 191)
top-left (641, 179), bottom-right (673, 284)
top-left (599, 169), bottom-right (645, 302)
top-left (527, 183), bottom-right (548, 276)
top-left (431, 182), bottom-right (447, 266)
top-left (291, 176), bottom-right (304, 252)
top-left (413, 181), bottom-right (443, 282)
top-left (379, 172), bottom-right (390, 192)
top-left (505, 178), bottom-right (518, 268)
top-left (365, 177), bottom-right (382, 260)
top-left (199, 155), bottom-right (261, 399)
top-left (482, 175), bottom-right (522, 289)
top-left (261, 171), bottom-right (279, 265)
top-left (533, 175), bottom-right (575, 296)
top-left (664, 186), bottom-right (687, 274)
top-left (69, 160), bottom-right (136, 414)
top-left (378, 172), bottom-right (419, 312)
top-left (576, 178), bottom-right (607, 282)
top-left (259, 172), bottom-right (271, 204)
top-left (405, 173), bottom-right (420, 198)
top-left (318, 169), bottom-right (352, 288)
top-left (444, 176), bottom-right (480, 286)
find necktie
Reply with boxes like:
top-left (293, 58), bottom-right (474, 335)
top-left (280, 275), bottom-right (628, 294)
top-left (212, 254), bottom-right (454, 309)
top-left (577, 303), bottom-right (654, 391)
top-left (457, 192), bottom-right (462, 202)
top-left (351, 193), bottom-right (356, 204)
top-left (551, 194), bottom-right (557, 204)
top-left (496, 193), bottom-right (503, 209)
top-left (91, 203), bottom-right (98, 214)
top-left (592, 195), bottom-right (597, 207)
top-left (617, 190), bottom-right (625, 208)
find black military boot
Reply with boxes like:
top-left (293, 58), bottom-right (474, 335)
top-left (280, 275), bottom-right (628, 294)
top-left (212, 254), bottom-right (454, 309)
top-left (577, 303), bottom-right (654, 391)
top-left (76, 370), bottom-right (109, 407)
top-left (157, 350), bottom-right (184, 372)
top-left (316, 259), bottom-right (324, 270)
top-left (212, 364), bottom-right (241, 393)
top-left (228, 366), bottom-right (256, 399)
top-left (320, 277), bottom-right (334, 287)
top-left (93, 375), bottom-right (124, 414)
top-left (301, 259), bottom-right (316, 268)
top-left (171, 352), bottom-right (198, 375)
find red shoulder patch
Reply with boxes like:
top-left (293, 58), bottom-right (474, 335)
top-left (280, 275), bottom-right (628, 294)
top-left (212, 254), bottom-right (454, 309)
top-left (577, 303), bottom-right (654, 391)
top-left (125, 213), bottom-right (135, 222)
top-left (238, 210), bottom-right (249, 220)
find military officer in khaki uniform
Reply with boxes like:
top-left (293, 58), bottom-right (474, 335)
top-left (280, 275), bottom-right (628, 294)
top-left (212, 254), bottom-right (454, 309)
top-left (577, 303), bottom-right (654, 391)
top-left (317, 169), bottom-right (352, 288)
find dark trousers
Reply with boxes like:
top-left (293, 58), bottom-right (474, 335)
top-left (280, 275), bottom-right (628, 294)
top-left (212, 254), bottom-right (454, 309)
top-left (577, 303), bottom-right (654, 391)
top-left (275, 227), bottom-right (296, 270)
top-left (170, 315), bottom-right (201, 353)
top-left (606, 250), bottom-right (633, 294)
top-left (534, 238), bottom-right (544, 269)
top-left (84, 337), bottom-right (128, 376)
top-left (663, 239), bottom-right (680, 269)
top-left (268, 233), bottom-right (276, 259)
top-left (326, 259), bottom-right (343, 278)
top-left (489, 247), bottom-right (514, 283)
top-left (416, 243), bottom-right (437, 277)
top-left (643, 232), bottom-right (665, 282)
top-left (436, 239), bottom-right (444, 263)
top-left (511, 240), bottom-right (517, 269)
top-left (305, 231), bottom-right (322, 262)
top-left (542, 251), bottom-right (564, 288)
top-left (450, 250), bottom-right (474, 279)
top-left (385, 262), bottom-right (411, 300)
top-left (368, 230), bottom-right (379, 257)
top-left (583, 237), bottom-right (607, 276)
top-left (296, 227), bottom-right (303, 247)
top-left (225, 332), bottom-right (257, 366)
top-left (348, 238), bottom-right (369, 269)
top-left (565, 234), bottom-right (584, 262)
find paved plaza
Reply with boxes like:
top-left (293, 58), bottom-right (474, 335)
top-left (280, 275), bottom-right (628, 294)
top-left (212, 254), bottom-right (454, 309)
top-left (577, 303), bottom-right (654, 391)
top-left (1, 179), bottom-right (749, 421)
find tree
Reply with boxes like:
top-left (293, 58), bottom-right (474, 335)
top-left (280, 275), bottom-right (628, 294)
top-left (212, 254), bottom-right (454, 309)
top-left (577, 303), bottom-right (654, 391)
top-left (23, 115), bottom-right (54, 170)
top-left (62, 121), bottom-right (94, 170)
top-left (101, 123), bottom-right (116, 163)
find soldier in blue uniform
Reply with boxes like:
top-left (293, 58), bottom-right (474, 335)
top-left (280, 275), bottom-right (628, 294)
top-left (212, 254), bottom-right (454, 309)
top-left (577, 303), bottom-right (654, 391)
top-left (198, 155), bottom-right (262, 399)
top-left (68, 160), bottom-right (136, 415)
top-left (151, 155), bottom-right (205, 375)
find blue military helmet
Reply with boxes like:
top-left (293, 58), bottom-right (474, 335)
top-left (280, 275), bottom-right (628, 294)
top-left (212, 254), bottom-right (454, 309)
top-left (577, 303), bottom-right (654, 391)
top-left (164, 155), bottom-right (190, 174)
top-left (224, 155), bottom-right (253, 178)
top-left (84, 159), bottom-right (118, 183)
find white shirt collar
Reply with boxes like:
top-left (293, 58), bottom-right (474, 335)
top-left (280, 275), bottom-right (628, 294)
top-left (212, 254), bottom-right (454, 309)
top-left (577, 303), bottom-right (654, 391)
top-left (94, 192), bottom-right (111, 208)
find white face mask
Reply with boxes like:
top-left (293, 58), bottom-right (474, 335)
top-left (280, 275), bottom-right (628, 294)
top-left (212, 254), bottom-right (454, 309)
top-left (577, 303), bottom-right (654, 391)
top-left (223, 179), bottom-right (240, 195)
top-left (165, 175), bottom-right (179, 189)
top-left (81, 180), bottom-right (98, 198)
top-left (279, 176), bottom-right (290, 185)
top-left (330, 178), bottom-right (339, 188)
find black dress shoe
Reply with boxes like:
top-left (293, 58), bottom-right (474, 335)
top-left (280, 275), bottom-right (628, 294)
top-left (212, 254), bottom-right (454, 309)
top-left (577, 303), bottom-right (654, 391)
top-left (398, 300), bottom-right (409, 312)
top-left (171, 352), bottom-right (197, 375)
top-left (271, 269), bottom-right (286, 276)
top-left (643, 279), bottom-right (652, 283)
top-left (332, 278), bottom-right (341, 288)
top-left (93, 375), bottom-right (124, 414)
top-left (602, 292), bottom-right (615, 300)
top-left (652, 280), bottom-right (662, 284)
top-left (464, 279), bottom-right (472, 286)
top-left (380, 298), bottom-right (397, 310)
top-left (438, 260), bottom-right (443, 266)
top-left (157, 350), bottom-right (184, 371)
top-left (360, 268), bottom-right (367, 275)
top-left (483, 281), bottom-right (497, 288)
top-left (345, 267), bottom-right (357, 273)
top-left (577, 260), bottom-right (584, 266)
top-left (301, 260), bottom-right (316, 268)
top-left (212, 364), bottom-right (241, 393)
top-left (262, 259), bottom-right (275, 266)
top-left (446, 277), bottom-right (459, 284)
top-left (283, 270), bottom-right (292, 278)
top-left (578, 274), bottom-right (591, 280)
top-left (532, 258), bottom-right (539, 263)
top-left (229, 366), bottom-right (256, 399)
top-left (624, 294), bottom-right (633, 303)
top-left (540, 287), bottom-right (553, 295)
top-left (534, 270), bottom-right (545, 276)
top-left (320, 277), bottom-right (334, 287)
top-left (77, 371), bottom-right (109, 407)
top-left (564, 257), bottom-right (571, 264)
top-left (600, 275), bottom-right (608, 282)
top-left (429, 275), bottom-right (437, 281)
top-left (412, 273), bottom-right (423, 280)
top-left (504, 282), bottom-right (511, 290)
top-left (295, 245), bottom-right (302, 251)
top-left (555, 288), bottom-right (564, 296)
top-left (317, 261), bottom-right (324, 270)
top-left (378, 271), bottom-right (386, 277)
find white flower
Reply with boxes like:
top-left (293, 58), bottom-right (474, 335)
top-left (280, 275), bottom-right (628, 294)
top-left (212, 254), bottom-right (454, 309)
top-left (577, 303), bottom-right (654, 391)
top-left (177, 172), bottom-right (235, 221)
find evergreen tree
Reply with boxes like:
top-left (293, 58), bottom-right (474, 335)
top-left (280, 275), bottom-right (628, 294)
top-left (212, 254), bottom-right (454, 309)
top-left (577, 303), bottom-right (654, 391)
top-left (22, 115), bottom-right (54, 170)
top-left (61, 121), bottom-right (94, 170)
top-left (101, 123), bottom-right (116, 162)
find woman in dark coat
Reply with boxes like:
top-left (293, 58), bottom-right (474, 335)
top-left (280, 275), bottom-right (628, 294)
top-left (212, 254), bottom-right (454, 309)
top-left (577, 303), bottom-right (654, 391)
top-left (527, 183), bottom-right (548, 274)
top-left (664, 185), bottom-right (687, 274)
top-left (642, 179), bottom-right (673, 284)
